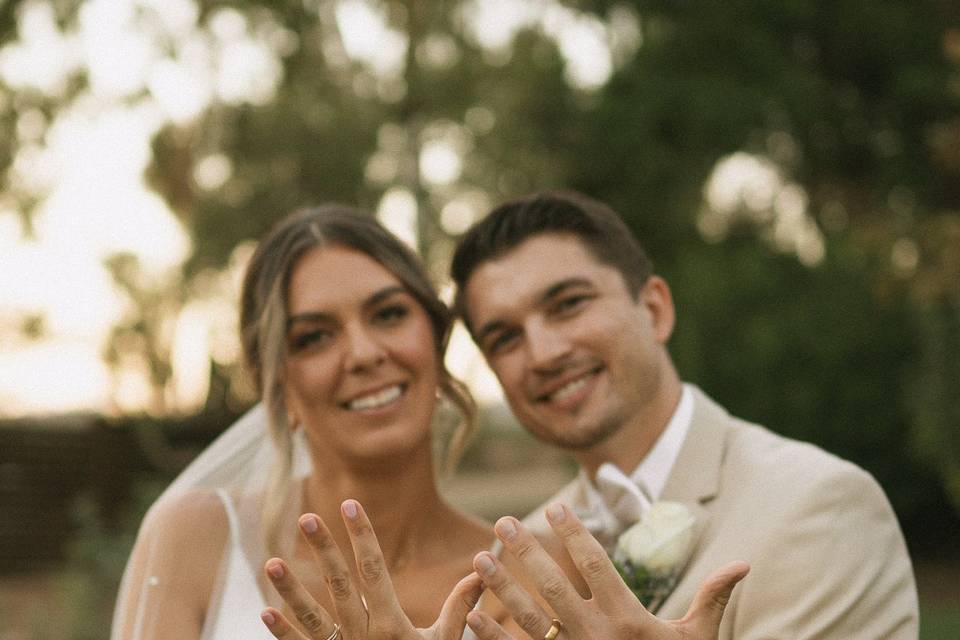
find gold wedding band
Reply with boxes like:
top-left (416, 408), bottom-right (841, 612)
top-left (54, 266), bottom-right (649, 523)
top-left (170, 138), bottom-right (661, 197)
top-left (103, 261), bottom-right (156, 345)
top-left (544, 618), bottom-right (563, 640)
top-left (325, 623), bottom-right (342, 640)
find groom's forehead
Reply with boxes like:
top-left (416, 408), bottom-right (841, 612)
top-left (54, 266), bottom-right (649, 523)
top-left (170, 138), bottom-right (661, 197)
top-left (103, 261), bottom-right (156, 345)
top-left (459, 233), bottom-right (608, 324)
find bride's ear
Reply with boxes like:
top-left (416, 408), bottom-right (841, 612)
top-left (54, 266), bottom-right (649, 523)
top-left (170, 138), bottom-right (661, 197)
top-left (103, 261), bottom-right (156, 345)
top-left (283, 391), bottom-right (301, 432)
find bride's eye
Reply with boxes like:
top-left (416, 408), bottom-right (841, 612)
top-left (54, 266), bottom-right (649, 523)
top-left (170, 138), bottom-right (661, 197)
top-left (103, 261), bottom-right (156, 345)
top-left (374, 304), bottom-right (408, 325)
top-left (290, 329), bottom-right (332, 351)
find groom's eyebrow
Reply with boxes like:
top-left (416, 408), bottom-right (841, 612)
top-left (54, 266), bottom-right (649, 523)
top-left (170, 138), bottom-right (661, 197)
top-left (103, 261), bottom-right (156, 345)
top-left (541, 278), bottom-right (592, 302)
top-left (474, 278), bottom-right (594, 344)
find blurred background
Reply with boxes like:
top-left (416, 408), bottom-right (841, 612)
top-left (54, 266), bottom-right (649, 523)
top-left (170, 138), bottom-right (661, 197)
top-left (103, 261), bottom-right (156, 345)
top-left (0, 0), bottom-right (958, 638)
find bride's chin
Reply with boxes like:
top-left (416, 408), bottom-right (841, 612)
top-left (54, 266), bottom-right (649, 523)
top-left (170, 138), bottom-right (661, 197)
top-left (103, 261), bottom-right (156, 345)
top-left (335, 427), bottom-right (433, 464)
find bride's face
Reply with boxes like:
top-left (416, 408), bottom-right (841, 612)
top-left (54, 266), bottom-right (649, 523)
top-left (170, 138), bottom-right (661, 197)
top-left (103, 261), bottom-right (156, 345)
top-left (282, 245), bottom-right (440, 464)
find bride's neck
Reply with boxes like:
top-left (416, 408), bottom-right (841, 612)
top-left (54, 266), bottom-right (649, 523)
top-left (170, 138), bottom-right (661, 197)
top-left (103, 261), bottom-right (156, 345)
top-left (301, 444), bottom-right (447, 566)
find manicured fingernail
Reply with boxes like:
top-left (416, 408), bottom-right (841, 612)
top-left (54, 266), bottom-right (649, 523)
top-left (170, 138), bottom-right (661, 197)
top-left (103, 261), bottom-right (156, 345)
top-left (342, 499), bottom-right (359, 520)
top-left (261, 610), bottom-right (276, 626)
top-left (266, 560), bottom-right (284, 579)
top-left (475, 552), bottom-right (496, 576)
top-left (466, 612), bottom-right (484, 631)
top-left (546, 503), bottom-right (566, 523)
top-left (495, 517), bottom-right (518, 541)
top-left (300, 514), bottom-right (319, 534)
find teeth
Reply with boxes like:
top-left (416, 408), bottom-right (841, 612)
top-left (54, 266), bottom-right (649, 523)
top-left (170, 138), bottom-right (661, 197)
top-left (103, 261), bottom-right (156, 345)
top-left (551, 374), bottom-right (592, 402)
top-left (348, 385), bottom-right (402, 411)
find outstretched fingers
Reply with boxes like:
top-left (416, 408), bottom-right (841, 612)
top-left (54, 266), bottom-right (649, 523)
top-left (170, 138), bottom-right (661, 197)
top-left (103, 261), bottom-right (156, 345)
top-left (430, 572), bottom-right (485, 640)
top-left (543, 503), bottom-right (637, 609)
top-left (264, 558), bottom-right (338, 639)
top-left (261, 607), bottom-right (311, 640)
top-left (492, 516), bottom-right (589, 629)
top-left (678, 560), bottom-right (750, 637)
top-left (340, 500), bottom-right (411, 634)
top-left (465, 610), bottom-right (517, 640)
top-left (297, 513), bottom-right (368, 637)
top-left (473, 548), bottom-right (560, 640)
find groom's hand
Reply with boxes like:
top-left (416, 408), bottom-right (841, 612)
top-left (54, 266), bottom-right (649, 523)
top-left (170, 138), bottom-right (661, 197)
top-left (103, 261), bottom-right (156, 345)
top-left (467, 503), bottom-right (749, 640)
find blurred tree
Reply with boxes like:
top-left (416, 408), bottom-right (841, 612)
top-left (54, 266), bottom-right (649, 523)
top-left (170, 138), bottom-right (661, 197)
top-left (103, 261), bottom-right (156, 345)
top-left (565, 0), bottom-right (960, 520)
top-left (1, 0), bottom-right (958, 526)
top-left (0, 0), bottom-right (598, 417)
top-left (146, 0), bottom-right (589, 278)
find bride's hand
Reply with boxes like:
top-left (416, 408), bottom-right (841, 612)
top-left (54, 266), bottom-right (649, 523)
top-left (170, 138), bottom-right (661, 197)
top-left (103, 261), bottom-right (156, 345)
top-left (260, 499), bottom-right (483, 640)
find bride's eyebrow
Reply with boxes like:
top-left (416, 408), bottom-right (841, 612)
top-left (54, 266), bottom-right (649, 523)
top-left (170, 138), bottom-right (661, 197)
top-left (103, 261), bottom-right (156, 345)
top-left (363, 285), bottom-right (408, 310)
top-left (287, 312), bottom-right (332, 328)
top-left (286, 286), bottom-right (409, 328)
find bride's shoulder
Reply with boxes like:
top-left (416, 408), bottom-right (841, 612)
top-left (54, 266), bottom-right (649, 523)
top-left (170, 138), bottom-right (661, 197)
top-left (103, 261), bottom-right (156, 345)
top-left (137, 488), bottom-right (234, 548)
top-left (118, 489), bottom-right (240, 632)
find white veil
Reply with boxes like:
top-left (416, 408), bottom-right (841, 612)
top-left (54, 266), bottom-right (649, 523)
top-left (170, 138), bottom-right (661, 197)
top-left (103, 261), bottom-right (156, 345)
top-left (109, 205), bottom-right (483, 639)
top-left (111, 403), bottom-right (313, 639)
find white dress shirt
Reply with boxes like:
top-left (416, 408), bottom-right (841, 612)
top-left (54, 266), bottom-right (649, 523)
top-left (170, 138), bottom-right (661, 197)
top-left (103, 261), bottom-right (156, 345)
top-left (576, 384), bottom-right (694, 543)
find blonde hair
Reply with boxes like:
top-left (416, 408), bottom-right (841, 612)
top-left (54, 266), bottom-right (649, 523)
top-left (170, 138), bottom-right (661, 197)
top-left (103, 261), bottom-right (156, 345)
top-left (239, 205), bottom-right (476, 554)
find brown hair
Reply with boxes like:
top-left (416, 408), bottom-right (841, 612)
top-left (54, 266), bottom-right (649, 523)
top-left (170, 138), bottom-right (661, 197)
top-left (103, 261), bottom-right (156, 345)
top-left (450, 190), bottom-right (653, 332)
top-left (240, 205), bottom-right (476, 552)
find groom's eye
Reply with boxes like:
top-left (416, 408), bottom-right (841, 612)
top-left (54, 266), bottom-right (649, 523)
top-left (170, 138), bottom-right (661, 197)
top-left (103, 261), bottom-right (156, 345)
top-left (550, 294), bottom-right (592, 317)
top-left (487, 329), bottom-right (520, 355)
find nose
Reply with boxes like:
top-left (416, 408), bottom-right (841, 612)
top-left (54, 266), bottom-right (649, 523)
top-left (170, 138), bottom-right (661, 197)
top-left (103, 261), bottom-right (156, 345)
top-left (525, 320), bottom-right (571, 373)
top-left (343, 323), bottom-right (387, 372)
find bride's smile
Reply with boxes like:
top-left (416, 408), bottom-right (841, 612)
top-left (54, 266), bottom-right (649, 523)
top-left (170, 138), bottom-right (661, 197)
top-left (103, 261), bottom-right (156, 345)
top-left (341, 382), bottom-right (406, 412)
top-left (283, 245), bottom-right (440, 461)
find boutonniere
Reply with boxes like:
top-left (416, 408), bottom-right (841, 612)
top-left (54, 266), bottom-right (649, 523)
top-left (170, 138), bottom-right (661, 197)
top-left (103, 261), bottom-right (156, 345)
top-left (610, 501), bottom-right (697, 610)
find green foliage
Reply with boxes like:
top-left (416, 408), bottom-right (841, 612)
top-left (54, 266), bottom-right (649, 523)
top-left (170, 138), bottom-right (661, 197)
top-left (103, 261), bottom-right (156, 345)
top-left (909, 300), bottom-right (960, 512)
top-left (920, 605), bottom-right (960, 640)
top-left (564, 0), bottom-right (960, 523)
top-left (0, 0), bottom-right (957, 542)
top-left (613, 556), bottom-right (655, 608)
top-left (667, 232), bottom-right (933, 520)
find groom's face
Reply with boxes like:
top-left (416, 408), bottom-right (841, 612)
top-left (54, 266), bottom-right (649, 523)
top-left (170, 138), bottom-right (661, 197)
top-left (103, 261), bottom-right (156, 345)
top-left (462, 232), bottom-right (674, 451)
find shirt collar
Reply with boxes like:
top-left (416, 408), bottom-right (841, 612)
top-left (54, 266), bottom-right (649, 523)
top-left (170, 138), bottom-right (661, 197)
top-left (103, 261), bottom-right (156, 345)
top-left (632, 383), bottom-right (693, 500)
top-left (578, 383), bottom-right (694, 501)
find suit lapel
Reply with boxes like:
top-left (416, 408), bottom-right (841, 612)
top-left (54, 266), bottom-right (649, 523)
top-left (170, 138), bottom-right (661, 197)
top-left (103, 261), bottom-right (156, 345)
top-left (660, 386), bottom-right (729, 505)
top-left (652, 387), bottom-right (730, 614)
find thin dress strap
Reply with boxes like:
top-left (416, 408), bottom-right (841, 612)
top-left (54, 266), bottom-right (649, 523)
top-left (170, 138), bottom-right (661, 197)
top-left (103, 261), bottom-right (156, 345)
top-left (204, 490), bottom-right (271, 639)
top-left (215, 488), bottom-right (242, 534)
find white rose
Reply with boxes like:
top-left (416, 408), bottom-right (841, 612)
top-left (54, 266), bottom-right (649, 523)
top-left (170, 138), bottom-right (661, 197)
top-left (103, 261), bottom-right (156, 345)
top-left (614, 501), bottom-right (696, 574)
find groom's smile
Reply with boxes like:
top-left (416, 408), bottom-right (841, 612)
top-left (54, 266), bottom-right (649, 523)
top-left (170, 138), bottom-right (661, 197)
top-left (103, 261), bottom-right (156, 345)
top-left (533, 362), bottom-right (605, 411)
top-left (463, 233), bottom-right (677, 454)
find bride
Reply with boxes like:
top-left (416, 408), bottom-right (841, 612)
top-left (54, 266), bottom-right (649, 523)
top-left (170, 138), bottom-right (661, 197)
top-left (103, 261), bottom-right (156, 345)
top-left (111, 205), bottom-right (493, 639)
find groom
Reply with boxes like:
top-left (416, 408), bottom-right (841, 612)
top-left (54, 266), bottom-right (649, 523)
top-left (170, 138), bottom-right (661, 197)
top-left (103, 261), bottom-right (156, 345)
top-left (450, 191), bottom-right (918, 638)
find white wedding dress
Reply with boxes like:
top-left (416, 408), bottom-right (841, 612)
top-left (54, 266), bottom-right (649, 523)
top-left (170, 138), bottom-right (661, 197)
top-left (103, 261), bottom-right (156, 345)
top-left (200, 489), bottom-right (481, 640)
top-left (201, 489), bottom-right (275, 639)
top-left (112, 405), bottom-right (482, 640)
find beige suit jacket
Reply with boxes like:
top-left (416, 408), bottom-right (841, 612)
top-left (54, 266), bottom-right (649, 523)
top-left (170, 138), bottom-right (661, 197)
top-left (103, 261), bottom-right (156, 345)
top-left (523, 387), bottom-right (919, 639)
